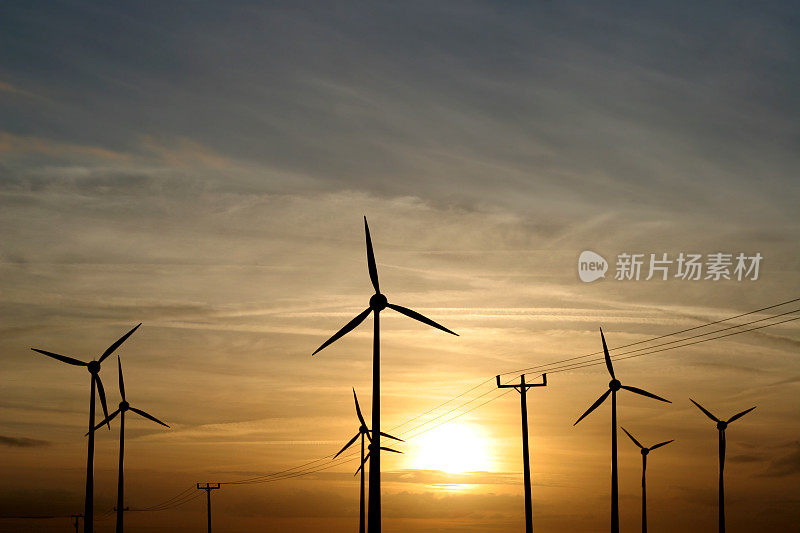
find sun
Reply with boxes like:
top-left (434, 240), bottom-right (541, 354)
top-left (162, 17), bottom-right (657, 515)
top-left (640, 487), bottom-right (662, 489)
top-left (407, 423), bottom-right (492, 474)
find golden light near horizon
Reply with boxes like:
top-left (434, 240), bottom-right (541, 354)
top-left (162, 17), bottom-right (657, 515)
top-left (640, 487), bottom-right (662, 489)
top-left (2, 2), bottom-right (799, 533)
top-left (407, 423), bottom-right (493, 474)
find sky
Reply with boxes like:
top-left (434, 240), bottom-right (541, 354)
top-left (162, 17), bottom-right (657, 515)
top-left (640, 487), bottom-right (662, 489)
top-left (1, 0), bottom-right (799, 531)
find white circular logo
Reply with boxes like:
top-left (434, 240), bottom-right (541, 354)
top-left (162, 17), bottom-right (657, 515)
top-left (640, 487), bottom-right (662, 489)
top-left (578, 251), bottom-right (608, 282)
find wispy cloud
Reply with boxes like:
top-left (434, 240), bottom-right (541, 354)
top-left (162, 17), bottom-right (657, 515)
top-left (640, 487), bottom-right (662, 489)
top-left (0, 2), bottom-right (798, 531)
top-left (762, 441), bottom-right (800, 477)
top-left (0, 131), bottom-right (129, 161)
top-left (0, 435), bottom-right (50, 448)
top-left (0, 80), bottom-right (46, 101)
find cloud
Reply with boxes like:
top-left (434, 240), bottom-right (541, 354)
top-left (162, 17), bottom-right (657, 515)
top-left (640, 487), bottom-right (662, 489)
top-left (383, 490), bottom-right (521, 520)
top-left (0, 3), bottom-right (798, 531)
top-left (0, 435), bottom-right (50, 448)
top-left (0, 488), bottom-right (76, 517)
top-left (762, 441), bottom-right (800, 477)
top-left (0, 131), bottom-right (129, 161)
top-left (383, 469), bottom-right (518, 486)
top-left (729, 453), bottom-right (763, 463)
top-left (140, 135), bottom-right (235, 169)
top-left (0, 80), bottom-right (45, 101)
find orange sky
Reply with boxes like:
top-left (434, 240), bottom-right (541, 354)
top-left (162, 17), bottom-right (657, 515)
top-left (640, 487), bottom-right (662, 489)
top-left (1, 1), bottom-right (799, 532)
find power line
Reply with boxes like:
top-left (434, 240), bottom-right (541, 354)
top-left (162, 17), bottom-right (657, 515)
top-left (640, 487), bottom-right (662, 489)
top-left (542, 314), bottom-right (800, 376)
top-left (133, 486), bottom-right (196, 511)
top-left (132, 298), bottom-right (799, 509)
top-left (225, 307), bottom-right (800, 485)
top-left (499, 297), bottom-right (800, 376)
top-left (511, 308), bottom-right (799, 376)
top-left (388, 297), bottom-right (800, 435)
top-left (132, 490), bottom-right (203, 512)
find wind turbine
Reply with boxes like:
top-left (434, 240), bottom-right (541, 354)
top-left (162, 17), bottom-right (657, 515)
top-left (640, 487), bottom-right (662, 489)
top-left (573, 328), bottom-right (671, 533)
top-left (690, 399), bottom-right (756, 533)
top-left (313, 217), bottom-right (458, 533)
top-left (90, 356), bottom-right (170, 533)
top-left (31, 323), bottom-right (141, 533)
top-left (621, 427), bottom-right (673, 533)
top-left (334, 389), bottom-right (403, 533)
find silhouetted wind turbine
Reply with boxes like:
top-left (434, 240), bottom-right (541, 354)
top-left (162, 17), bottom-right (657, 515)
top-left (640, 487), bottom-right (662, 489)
top-left (621, 428), bottom-right (673, 533)
top-left (573, 328), bottom-right (671, 533)
top-left (313, 217), bottom-right (457, 533)
top-left (90, 356), bottom-right (169, 533)
top-left (690, 399), bottom-right (756, 533)
top-left (31, 323), bottom-right (140, 533)
top-left (334, 389), bottom-right (403, 533)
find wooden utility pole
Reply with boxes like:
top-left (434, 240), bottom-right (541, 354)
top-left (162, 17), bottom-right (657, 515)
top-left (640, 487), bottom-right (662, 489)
top-left (71, 514), bottom-right (84, 533)
top-left (497, 373), bottom-right (547, 533)
top-left (197, 483), bottom-right (221, 533)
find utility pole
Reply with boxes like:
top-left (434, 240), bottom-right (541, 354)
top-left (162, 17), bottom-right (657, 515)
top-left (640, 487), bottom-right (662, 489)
top-left (497, 373), bottom-right (547, 533)
top-left (71, 514), bottom-right (84, 533)
top-left (113, 506), bottom-right (129, 530)
top-left (197, 483), bottom-right (221, 533)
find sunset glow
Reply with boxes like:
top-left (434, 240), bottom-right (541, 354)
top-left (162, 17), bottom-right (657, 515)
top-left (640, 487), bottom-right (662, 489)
top-left (1, 2), bottom-right (798, 533)
top-left (408, 423), bottom-right (493, 474)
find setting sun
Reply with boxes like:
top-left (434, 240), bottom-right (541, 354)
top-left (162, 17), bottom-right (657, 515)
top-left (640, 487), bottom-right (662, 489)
top-left (408, 423), bottom-right (493, 474)
top-left (2, 2), bottom-right (799, 532)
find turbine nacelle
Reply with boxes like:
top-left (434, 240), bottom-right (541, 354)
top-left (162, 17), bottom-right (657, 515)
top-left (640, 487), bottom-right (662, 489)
top-left (690, 399), bottom-right (756, 430)
top-left (622, 427), bottom-right (673, 455)
top-left (334, 389), bottom-right (404, 463)
top-left (312, 217), bottom-right (457, 358)
top-left (573, 329), bottom-right (670, 426)
top-left (31, 323), bottom-right (143, 434)
top-left (88, 356), bottom-right (170, 433)
top-left (370, 293), bottom-right (388, 311)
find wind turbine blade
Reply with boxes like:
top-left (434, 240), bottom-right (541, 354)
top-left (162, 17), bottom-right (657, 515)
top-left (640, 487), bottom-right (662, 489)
top-left (354, 463), bottom-right (364, 476)
top-left (86, 409), bottom-right (121, 435)
top-left (30, 349), bottom-right (87, 367)
top-left (573, 389), bottom-right (611, 426)
top-left (621, 427), bottom-right (644, 449)
top-left (379, 432), bottom-right (404, 442)
top-left (334, 433), bottom-right (361, 459)
top-left (353, 388), bottom-right (367, 428)
top-left (649, 439), bottom-right (674, 450)
top-left (727, 406), bottom-right (756, 424)
top-left (386, 303), bottom-right (458, 336)
top-left (690, 399), bottom-right (720, 422)
top-left (117, 356), bottom-right (126, 401)
top-left (99, 323), bottom-right (141, 363)
top-left (380, 447), bottom-right (403, 454)
top-left (364, 216), bottom-right (380, 293)
top-left (130, 407), bottom-right (170, 428)
top-left (312, 308), bottom-right (371, 355)
top-left (600, 328), bottom-right (615, 379)
top-left (621, 385), bottom-right (671, 403)
top-left (94, 375), bottom-right (111, 429)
